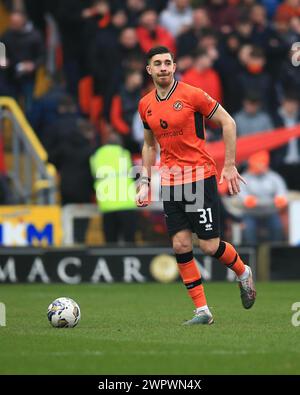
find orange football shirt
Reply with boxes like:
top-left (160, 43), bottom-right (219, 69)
top-left (138, 80), bottom-right (219, 186)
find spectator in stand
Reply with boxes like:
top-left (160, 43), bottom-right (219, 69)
top-left (23, 0), bottom-right (59, 36)
top-left (41, 94), bottom-right (80, 157)
top-left (110, 69), bottom-right (143, 154)
top-left (181, 48), bottom-right (223, 104)
top-left (1, 10), bottom-right (44, 114)
top-left (236, 46), bottom-right (273, 111)
top-left (235, 16), bottom-right (254, 45)
top-left (176, 7), bottom-right (211, 74)
top-left (197, 29), bottom-right (220, 64)
top-left (28, 83), bottom-right (68, 138)
top-left (239, 150), bottom-right (288, 244)
top-left (87, 4), bottom-right (128, 118)
top-left (234, 92), bottom-right (274, 136)
top-left (124, 0), bottom-right (148, 26)
top-left (56, 0), bottom-right (98, 97)
top-left (205, 0), bottom-right (240, 34)
top-left (177, 7), bottom-right (211, 57)
top-left (238, 0), bottom-right (258, 19)
top-left (262, 23), bottom-right (290, 83)
top-left (249, 4), bottom-right (276, 49)
top-left (50, 118), bottom-right (96, 243)
top-left (271, 92), bottom-right (300, 191)
top-left (260, 0), bottom-right (281, 19)
top-left (274, 0), bottom-right (300, 24)
top-left (285, 15), bottom-right (300, 45)
top-left (111, 27), bottom-right (144, 90)
top-left (273, 8), bottom-right (292, 39)
top-left (278, 44), bottom-right (300, 98)
top-left (90, 131), bottom-right (137, 244)
top-left (148, 0), bottom-right (169, 13)
top-left (217, 33), bottom-right (243, 113)
top-left (159, 0), bottom-right (193, 38)
top-left (237, 43), bottom-right (253, 68)
top-left (119, 27), bottom-right (142, 61)
top-left (136, 9), bottom-right (176, 55)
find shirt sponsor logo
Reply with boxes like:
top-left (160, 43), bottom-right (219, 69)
top-left (173, 101), bottom-right (183, 111)
top-left (160, 119), bottom-right (168, 129)
top-left (161, 130), bottom-right (183, 138)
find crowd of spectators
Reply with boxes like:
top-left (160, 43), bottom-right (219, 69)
top-left (0, 0), bottom-right (300, 244)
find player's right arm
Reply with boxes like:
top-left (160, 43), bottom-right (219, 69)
top-left (136, 128), bottom-right (157, 207)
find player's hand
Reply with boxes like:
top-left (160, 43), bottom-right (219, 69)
top-left (136, 184), bottom-right (150, 207)
top-left (219, 165), bottom-right (246, 195)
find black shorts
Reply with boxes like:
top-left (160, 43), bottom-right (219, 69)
top-left (162, 176), bottom-right (220, 240)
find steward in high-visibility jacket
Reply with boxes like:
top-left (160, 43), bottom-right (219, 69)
top-left (90, 143), bottom-right (136, 213)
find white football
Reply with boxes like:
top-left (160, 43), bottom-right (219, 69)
top-left (47, 297), bottom-right (81, 328)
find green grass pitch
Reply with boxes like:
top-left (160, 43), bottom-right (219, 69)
top-left (1, 282), bottom-right (300, 374)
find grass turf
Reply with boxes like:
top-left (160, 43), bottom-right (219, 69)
top-left (0, 282), bottom-right (300, 374)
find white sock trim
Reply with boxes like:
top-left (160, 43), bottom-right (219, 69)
top-left (238, 266), bottom-right (250, 281)
top-left (196, 305), bottom-right (209, 313)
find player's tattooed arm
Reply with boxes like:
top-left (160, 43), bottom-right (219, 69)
top-left (209, 105), bottom-right (246, 195)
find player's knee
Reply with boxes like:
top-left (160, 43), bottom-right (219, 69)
top-left (199, 239), bottom-right (219, 256)
top-left (172, 239), bottom-right (192, 254)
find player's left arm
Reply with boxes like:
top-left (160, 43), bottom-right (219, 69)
top-left (209, 104), bottom-right (246, 195)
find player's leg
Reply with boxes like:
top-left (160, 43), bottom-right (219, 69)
top-left (199, 237), bottom-right (256, 309)
top-left (199, 237), bottom-right (246, 277)
top-left (162, 184), bottom-right (213, 325)
top-left (172, 229), bottom-right (214, 325)
top-left (189, 176), bottom-right (256, 309)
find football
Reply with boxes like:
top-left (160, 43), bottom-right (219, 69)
top-left (47, 297), bottom-right (81, 328)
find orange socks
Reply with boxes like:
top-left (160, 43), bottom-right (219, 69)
top-left (213, 241), bottom-right (246, 277)
top-left (176, 251), bottom-right (207, 309)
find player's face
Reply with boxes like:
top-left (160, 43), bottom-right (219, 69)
top-left (146, 53), bottom-right (176, 88)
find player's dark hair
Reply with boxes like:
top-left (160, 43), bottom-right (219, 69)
top-left (146, 46), bottom-right (174, 63)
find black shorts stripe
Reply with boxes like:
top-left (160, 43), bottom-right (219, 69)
top-left (185, 278), bottom-right (202, 289)
top-left (176, 251), bottom-right (194, 264)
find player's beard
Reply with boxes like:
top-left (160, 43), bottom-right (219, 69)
top-left (155, 73), bottom-right (173, 88)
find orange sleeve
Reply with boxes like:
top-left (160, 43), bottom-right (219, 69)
top-left (193, 88), bottom-right (219, 119)
top-left (110, 96), bottom-right (129, 135)
top-left (138, 100), bottom-right (151, 130)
